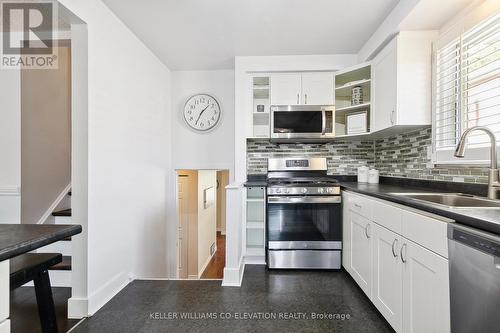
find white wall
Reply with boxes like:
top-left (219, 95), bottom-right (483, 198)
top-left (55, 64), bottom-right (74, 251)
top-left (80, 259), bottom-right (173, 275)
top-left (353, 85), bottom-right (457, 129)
top-left (171, 70), bottom-right (235, 177)
top-left (197, 170), bottom-right (217, 277)
top-left (59, 0), bottom-right (173, 316)
top-left (21, 45), bottom-right (72, 225)
top-left (0, 66), bottom-right (21, 224)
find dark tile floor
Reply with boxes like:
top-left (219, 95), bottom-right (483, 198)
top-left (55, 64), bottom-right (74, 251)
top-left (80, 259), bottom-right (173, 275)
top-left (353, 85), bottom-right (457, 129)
top-left (10, 287), bottom-right (78, 333)
top-left (74, 266), bottom-right (394, 333)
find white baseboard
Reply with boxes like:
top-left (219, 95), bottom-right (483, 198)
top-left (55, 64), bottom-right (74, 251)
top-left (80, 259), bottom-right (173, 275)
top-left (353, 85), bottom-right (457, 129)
top-left (68, 297), bottom-right (89, 319)
top-left (37, 183), bottom-right (71, 224)
top-left (87, 272), bottom-right (130, 315)
top-left (222, 257), bottom-right (245, 287)
top-left (198, 250), bottom-right (216, 279)
top-left (0, 319), bottom-right (10, 333)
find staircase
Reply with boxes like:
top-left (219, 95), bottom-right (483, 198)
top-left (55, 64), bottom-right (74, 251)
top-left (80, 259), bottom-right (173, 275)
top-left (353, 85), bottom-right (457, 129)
top-left (35, 191), bottom-right (73, 287)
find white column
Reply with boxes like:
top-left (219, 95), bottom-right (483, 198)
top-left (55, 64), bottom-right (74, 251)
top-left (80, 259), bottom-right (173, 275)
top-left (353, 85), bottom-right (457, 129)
top-left (0, 260), bottom-right (10, 333)
top-left (222, 183), bottom-right (245, 286)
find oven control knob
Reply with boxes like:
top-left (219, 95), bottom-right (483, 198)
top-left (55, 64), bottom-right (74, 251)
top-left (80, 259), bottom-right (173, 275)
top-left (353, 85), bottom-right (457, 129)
top-left (301, 188), bottom-right (308, 194)
top-left (318, 188), bottom-right (324, 194)
top-left (327, 188), bottom-right (335, 194)
top-left (284, 188), bottom-right (290, 194)
top-left (276, 188), bottom-right (281, 194)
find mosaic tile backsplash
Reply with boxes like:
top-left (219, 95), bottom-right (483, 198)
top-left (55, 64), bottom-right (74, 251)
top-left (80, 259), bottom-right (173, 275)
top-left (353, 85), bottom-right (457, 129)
top-left (247, 127), bottom-right (490, 184)
top-left (374, 127), bottom-right (489, 183)
top-left (246, 140), bottom-right (374, 175)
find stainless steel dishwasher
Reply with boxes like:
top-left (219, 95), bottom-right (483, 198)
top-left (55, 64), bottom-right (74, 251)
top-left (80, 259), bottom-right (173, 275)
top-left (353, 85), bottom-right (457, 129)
top-left (448, 223), bottom-right (500, 333)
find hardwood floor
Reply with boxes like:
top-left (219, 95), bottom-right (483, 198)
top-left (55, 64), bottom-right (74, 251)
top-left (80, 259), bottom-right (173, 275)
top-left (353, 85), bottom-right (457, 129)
top-left (200, 231), bottom-right (225, 279)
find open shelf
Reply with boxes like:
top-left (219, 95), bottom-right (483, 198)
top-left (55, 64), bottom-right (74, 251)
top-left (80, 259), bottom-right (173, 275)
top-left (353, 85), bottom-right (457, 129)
top-left (335, 64), bottom-right (371, 87)
top-left (336, 102), bottom-right (371, 114)
top-left (335, 79), bottom-right (371, 97)
top-left (246, 198), bottom-right (265, 203)
top-left (246, 247), bottom-right (265, 257)
top-left (246, 222), bottom-right (265, 229)
top-left (252, 76), bottom-right (271, 137)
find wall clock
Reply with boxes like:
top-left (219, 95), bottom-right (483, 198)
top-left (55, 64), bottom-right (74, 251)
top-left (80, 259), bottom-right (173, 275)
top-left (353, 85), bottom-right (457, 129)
top-left (183, 94), bottom-right (221, 132)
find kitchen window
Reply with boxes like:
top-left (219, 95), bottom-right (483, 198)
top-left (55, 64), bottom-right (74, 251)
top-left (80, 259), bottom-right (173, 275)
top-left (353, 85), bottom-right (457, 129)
top-left (433, 11), bottom-right (500, 165)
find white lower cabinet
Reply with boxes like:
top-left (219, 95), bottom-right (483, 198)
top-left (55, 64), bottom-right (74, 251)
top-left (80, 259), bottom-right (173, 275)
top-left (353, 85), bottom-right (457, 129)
top-left (343, 191), bottom-right (450, 333)
top-left (372, 223), bottom-right (403, 332)
top-left (0, 260), bottom-right (9, 333)
top-left (402, 239), bottom-right (450, 333)
top-left (349, 211), bottom-right (372, 298)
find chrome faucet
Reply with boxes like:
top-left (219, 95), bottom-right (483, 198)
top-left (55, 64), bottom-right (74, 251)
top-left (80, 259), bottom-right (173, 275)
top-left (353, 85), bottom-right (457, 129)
top-left (454, 126), bottom-right (500, 200)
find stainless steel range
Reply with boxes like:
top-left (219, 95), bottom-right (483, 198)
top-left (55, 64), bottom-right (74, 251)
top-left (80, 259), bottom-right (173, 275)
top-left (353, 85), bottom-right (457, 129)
top-left (266, 157), bottom-right (342, 269)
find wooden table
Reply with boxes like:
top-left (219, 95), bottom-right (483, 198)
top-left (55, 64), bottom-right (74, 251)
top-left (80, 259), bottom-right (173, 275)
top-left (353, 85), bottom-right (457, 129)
top-left (0, 224), bottom-right (82, 333)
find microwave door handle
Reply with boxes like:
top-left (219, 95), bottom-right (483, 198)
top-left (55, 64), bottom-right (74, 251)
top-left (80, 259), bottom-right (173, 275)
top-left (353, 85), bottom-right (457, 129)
top-left (321, 109), bottom-right (326, 135)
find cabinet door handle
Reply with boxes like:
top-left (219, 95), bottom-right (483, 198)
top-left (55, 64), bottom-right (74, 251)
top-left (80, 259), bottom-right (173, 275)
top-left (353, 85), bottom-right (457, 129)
top-left (400, 243), bottom-right (407, 263)
top-left (392, 239), bottom-right (399, 258)
top-left (354, 203), bottom-right (362, 209)
top-left (365, 224), bottom-right (371, 238)
top-left (297, 93), bottom-right (300, 105)
top-left (305, 93), bottom-right (308, 104)
top-left (390, 109), bottom-right (395, 125)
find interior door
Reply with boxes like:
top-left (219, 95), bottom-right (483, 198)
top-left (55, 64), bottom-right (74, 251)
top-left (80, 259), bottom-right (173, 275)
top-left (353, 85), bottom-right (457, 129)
top-left (270, 73), bottom-right (302, 105)
top-left (402, 238), bottom-right (450, 333)
top-left (372, 37), bottom-right (398, 132)
top-left (349, 211), bottom-right (373, 297)
top-left (372, 223), bottom-right (403, 332)
top-left (177, 174), bottom-right (189, 278)
top-left (302, 72), bottom-right (334, 105)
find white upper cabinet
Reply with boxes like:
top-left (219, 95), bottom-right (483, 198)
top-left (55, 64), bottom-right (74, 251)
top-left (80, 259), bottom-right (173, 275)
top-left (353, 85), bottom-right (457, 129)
top-left (270, 72), bottom-right (334, 106)
top-left (270, 73), bottom-right (302, 105)
top-left (301, 72), bottom-right (334, 105)
top-left (372, 37), bottom-right (398, 132)
top-left (371, 31), bottom-right (437, 133)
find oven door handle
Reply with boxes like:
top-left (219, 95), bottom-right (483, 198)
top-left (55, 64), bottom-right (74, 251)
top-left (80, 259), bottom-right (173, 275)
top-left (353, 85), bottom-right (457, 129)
top-left (267, 196), bottom-right (341, 204)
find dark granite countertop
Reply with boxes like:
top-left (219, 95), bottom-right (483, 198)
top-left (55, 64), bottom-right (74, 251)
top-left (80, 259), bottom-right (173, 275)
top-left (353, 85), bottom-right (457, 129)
top-left (0, 224), bottom-right (82, 262)
top-left (340, 182), bottom-right (500, 236)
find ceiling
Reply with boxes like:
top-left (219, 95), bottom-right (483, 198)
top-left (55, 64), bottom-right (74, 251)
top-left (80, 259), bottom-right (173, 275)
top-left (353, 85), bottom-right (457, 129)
top-left (102, 0), bottom-right (400, 70)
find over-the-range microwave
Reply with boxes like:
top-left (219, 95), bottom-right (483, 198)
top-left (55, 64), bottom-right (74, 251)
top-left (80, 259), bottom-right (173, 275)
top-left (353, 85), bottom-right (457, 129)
top-left (270, 105), bottom-right (335, 142)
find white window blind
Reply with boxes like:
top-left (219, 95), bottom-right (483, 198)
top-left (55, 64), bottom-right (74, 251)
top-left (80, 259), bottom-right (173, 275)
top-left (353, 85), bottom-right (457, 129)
top-left (433, 12), bottom-right (500, 164)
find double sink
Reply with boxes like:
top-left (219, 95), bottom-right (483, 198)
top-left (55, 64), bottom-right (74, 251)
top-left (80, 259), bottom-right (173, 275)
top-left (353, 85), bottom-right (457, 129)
top-left (388, 192), bottom-right (500, 209)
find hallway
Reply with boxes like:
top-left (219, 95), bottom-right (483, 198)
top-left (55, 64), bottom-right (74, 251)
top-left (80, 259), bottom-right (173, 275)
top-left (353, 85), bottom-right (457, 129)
top-left (201, 232), bottom-right (225, 279)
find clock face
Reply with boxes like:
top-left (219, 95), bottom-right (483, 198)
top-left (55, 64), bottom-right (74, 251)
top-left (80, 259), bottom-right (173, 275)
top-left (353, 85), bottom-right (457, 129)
top-left (183, 94), bottom-right (221, 132)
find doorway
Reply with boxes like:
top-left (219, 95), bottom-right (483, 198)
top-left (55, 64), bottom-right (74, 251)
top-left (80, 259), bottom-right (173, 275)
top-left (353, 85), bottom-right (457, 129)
top-left (176, 169), bottom-right (229, 279)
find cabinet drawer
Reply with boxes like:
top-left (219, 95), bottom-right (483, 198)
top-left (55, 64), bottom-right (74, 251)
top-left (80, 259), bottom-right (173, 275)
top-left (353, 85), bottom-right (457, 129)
top-left (0, 260), bottom-right (8, 323)
top-left (401, 210), bottom-right (448, 258)
top-left (372, 201), bottom-right (402, 234)
top-left (348, 193), bottom-right (372, 219)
